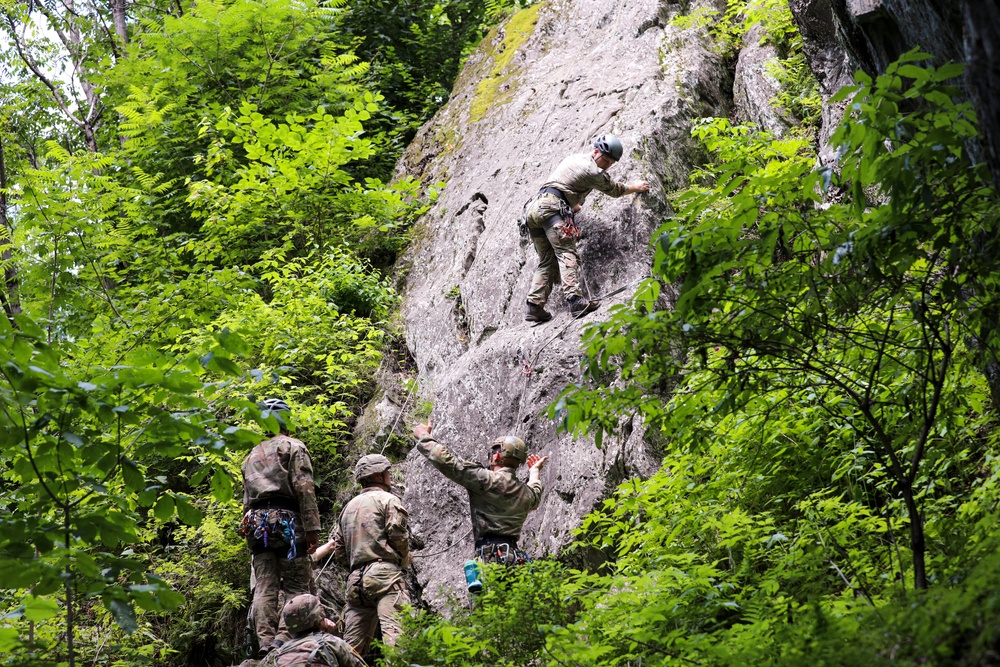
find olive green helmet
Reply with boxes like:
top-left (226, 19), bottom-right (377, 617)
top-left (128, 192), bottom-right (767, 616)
top-left (594, 134), bottom-right (623, 161)
top-left (491, 435), bottom-right (528, 463)
top-left (282, 594), bottom-right (323, 635)
top-left (355, 454), bottom-right (392, 481)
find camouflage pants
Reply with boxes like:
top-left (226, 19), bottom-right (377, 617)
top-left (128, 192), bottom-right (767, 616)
top-left (252, 550), bottom-right (314, 648)
top-left (342, 561), bottom-right (409, 657)
top-left (525, 194), bottom-right (583, 305)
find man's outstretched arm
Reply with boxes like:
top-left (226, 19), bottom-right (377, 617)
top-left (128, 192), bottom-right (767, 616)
top-left (413, 420), bottom-right (490, 491)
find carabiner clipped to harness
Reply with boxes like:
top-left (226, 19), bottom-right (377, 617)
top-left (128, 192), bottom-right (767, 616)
top-left (286, 514), bottom-right (298, 560)
top-left (253, 511), bottom-right (268, 548)
top-left (561, 212), bottom-right (581, 239)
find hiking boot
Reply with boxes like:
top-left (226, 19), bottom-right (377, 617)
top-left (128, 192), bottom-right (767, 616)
top-left (524, 301), bottom-right (553, 323)
top-left (568, 296), bottom-right (601, 318)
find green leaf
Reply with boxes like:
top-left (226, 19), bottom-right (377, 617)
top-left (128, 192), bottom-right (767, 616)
top-left (210, 469), bottom-right (234, 501)
top-left (0, 628), bottom-right (21, 652)
top-left (153, 495), bottom-right (175, 522)
top-left (108, 599), bottom-right (139, 634)
top-left (121, 458), bottom-right (145, 493)
top-left (175, 496), bottom-right (204, 526)
top-left (22, 595), bottom-right (60, 622)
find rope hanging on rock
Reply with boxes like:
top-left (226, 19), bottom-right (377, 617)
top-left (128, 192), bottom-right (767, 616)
top-left (513, 277), bottom-right (649, 433)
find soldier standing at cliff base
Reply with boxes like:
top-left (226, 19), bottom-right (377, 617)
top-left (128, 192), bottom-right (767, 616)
top-left (331, 454), bottom-right (411, 658)
top-left (524, 134), bottom-right (650, 322)
top-left (241, 399), bottom-right (321, 658)
top-left (412, 420), bottom-right (548, 561)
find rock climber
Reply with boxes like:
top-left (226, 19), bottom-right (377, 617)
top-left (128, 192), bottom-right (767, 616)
top-left (260, 594), bottom-right (365, 667)
top-left (523, 134), bottom-right (650, 322)
top-left (412, 420), bottom-right (548, 563)
top-left (330, 454), bottom-right (411, 658)
top-left (240, 398), bottom-right (322, 659)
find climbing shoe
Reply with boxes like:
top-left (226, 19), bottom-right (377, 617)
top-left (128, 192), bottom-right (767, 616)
top-left (525, 301), bottom-right (553, 323)
top-left (568, 296), bottom-right (601, 318)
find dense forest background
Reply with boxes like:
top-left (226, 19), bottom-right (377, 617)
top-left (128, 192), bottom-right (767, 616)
top-left (2, 0), bottom-right (999, 665)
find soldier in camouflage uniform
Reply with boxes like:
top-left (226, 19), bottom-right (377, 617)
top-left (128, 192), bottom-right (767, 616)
top-left (412, 420), bottom-right (548, 562)
top-left (523, 134), bottom-right (650, 322)
top-left (241, 399), bottom-right (322, 658)
top-left (258, 594), bottom-right (366, 667)
top-left (331, 454), bottom-right (410, 658)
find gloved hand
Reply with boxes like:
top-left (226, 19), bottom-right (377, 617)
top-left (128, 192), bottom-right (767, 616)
top-left (306, 530), bottom-right (320, 554)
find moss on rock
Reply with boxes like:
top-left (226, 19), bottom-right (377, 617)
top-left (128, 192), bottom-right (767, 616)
top-left (469, 3), bottom-right (542, 123)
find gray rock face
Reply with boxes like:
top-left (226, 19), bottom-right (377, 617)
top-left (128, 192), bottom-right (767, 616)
top-left (733, 23), bottom-right (796, 134)
top-left (387, 0), bottom-right (729, 609)
top-left (789, 0), bottom-right (1000, 181)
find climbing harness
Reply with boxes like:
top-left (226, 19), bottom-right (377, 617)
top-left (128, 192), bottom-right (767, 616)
top-left (517, 196), bottom-right (534, 238)
top-left (240, 507), bottom-right (301, 560)
top-left (521, 187), bottom-right (580, 239)
top-left (476, 542), bottom-right (532, 566)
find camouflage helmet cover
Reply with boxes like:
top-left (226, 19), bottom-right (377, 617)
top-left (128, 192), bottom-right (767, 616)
top-left (282, 594), bottom-right (323, 635)
top-left (355, 453), bottom-right (392, 481)
top-left (492, 435), bottom-right (528, 463)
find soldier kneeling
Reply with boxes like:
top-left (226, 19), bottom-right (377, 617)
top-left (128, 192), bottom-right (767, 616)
top-left (261, 594), bottom-right (366, 667)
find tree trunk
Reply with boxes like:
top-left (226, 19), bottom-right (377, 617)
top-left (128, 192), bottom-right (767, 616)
top-left (0, 133), bottom-right (20, 323)
top-left (112, 0), bottom-right (128, 52)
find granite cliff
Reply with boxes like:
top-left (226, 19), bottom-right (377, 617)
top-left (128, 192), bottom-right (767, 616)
top-left (377, 0), bottom-right (732, 609)
top-left (356, 0), bottom-right (1000, 612)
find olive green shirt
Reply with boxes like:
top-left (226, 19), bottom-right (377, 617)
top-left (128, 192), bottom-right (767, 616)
top-left (242, 434), bottom-right (321, 532)
top-left (416, 436), bottom-right (543, 541)
top-left (331, 487), bottom-right (409, 570)
top-left (540, 152), bottom-right (631, 209)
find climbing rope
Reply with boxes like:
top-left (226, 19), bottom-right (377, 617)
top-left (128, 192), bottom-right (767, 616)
top-left (379, 379), bottom-right (418, 456)
top-left (514, 277), bottom-right (648, 432)
top-left (412, 527), bottom-right (475, 559)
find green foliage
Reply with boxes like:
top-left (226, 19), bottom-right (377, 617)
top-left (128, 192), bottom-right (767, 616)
top-left (0, 313), bottom-right (262, 660)
top-left (384, 560), bottom-right (575, 667)
top-left (340, 0), bottom-right (533, 151)
top-left (521, 51), bottom-right (1000, 667)
top-left (669, 0), bottom-right (822, 128)
top-left (0, 0), bottom-right (433, 662)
